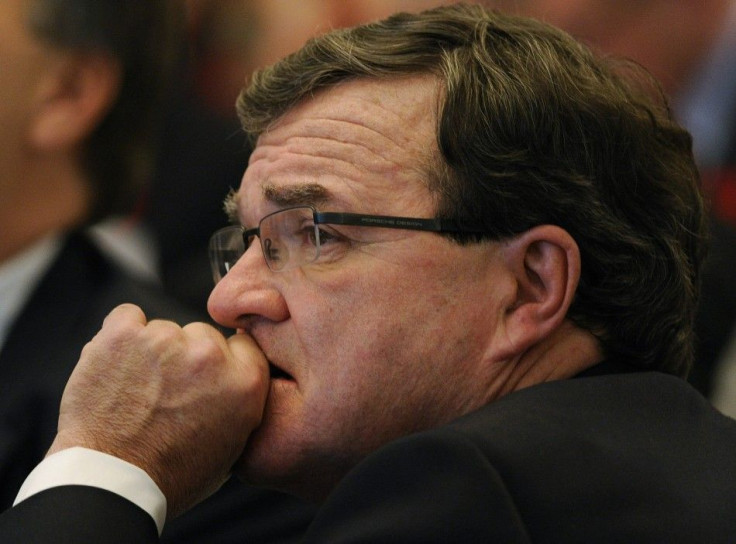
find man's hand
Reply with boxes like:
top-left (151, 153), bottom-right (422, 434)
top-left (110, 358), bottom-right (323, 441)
top-left (46, 304), bottom-right (269, 518)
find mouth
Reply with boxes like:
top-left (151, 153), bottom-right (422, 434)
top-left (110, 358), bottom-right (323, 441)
top-left (268, 361), bottom-right (294, 381)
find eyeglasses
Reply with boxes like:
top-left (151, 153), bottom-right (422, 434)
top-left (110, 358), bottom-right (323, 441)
top-left (209, 206), bottom-right (478, 282)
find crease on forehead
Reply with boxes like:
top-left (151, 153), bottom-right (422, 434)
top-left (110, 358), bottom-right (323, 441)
top-left (258, 75), bottom-right (439, 165)
top-left (227, 76), bottom-right (442, 225)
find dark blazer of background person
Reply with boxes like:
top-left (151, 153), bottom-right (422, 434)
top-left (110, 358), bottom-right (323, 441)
top-left (0, 232), bottom-right (316, 543)
top-left (1, 362), bottom-right (735, 543)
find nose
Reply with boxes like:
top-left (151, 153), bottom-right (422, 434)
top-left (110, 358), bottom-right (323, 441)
top-left (207, 240), bottom-right (289, 329)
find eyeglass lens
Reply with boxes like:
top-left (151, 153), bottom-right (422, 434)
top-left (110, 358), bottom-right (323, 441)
top-left (209, 207), bottom-right (322, 282)
top-left (260, 207), bottom-right (320, 271)
top-left (209, 227), bottom-right (244, 283)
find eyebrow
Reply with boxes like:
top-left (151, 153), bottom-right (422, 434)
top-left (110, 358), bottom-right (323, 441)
top-left (223, 182), bottom-right (334, 225)
top-left (263, 182), bottom-right (332, 207)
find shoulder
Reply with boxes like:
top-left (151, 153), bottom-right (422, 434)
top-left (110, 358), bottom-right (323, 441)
top-left (305, 429), bottom-right (531, 543)
top-left (307, 370), bottom-right (736, 542)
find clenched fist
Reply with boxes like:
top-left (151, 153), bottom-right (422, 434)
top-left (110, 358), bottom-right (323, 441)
top-left (46, 304), bottom-right (269, 518)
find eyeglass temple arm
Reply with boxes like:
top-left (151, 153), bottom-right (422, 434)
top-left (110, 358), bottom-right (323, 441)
top-left (314, 211), bottom-right (468, 234)
top-left (242, 226), bottom-right (260, 242)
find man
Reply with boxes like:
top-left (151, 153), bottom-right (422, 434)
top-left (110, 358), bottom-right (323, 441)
top-left (0, 0), bottom-right (314, 541)
top-left (3, 4), bottom-right (736, 542)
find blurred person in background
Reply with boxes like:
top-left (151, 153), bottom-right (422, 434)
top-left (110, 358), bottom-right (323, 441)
top-left (0, 0), bottom-right (315, 541)
top-left (487, 0), bottom-right (736, 411)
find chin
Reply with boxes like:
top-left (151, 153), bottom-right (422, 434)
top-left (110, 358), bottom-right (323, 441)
top-left (234, 419), bottom-right (299, 490)
top-left (234, 427), bottom-right (353, 503)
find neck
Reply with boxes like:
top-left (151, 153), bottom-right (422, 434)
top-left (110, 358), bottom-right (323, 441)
top-left (490, 320), bottom-right (603, 400)
top-left (0, 158), bottom-right (91, 263)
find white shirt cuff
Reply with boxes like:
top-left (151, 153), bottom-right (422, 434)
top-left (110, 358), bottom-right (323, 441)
top-left (13, 447), bottom-right (167, 535)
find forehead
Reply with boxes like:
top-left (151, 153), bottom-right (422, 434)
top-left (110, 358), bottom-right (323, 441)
top-left (235, 75), bottom-right (440, 219)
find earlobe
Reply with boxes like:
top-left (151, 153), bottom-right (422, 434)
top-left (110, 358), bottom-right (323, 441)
top-left (499, 225), bottom-right (581, 354)
top-left (28, 53), bottom-right (121, 150)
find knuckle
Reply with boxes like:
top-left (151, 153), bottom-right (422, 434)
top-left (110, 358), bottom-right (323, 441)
top-left (143, 320), bottom-right (186, 358)
top-left (181, 321), bottom-right (214, 334)
top-left (181, 336), bottom-right (227, 378)
top-left (185, 323), bottom-right (230, 364)
top-left (193, 336), bottom-right (225, 365)
top-left (92, 316), bottom-right (142, 354)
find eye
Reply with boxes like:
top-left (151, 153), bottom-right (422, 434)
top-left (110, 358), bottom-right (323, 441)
top-left (304, 225), bottom-right (319, 247)
top-left (316, 227), bottom-right (339, 245)
top-left (302, 224), bottom-right (342, 246)
top-left (263, 238), bottom-right (281, 262)
top-left (312, 226), bottom-right (353, 267)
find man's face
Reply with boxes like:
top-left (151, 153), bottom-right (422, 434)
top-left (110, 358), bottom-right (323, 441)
top-left (208, 76), bottom-right (509, 499)
top-left (0, 0), bottom-right (48, 189)
top-left (0, 0), bottom-right (69, 243)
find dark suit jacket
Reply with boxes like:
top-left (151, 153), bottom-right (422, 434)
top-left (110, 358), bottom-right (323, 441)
top-left (0, 232), bottom-right (315, 543)
top-left (2, 361), bottom-right (735, 542)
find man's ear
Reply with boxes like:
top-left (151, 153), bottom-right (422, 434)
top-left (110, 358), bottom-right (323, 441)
top-left (497, 225), bottom-right (581, 355)
top-left (28, 52), bottom-right (121, 150)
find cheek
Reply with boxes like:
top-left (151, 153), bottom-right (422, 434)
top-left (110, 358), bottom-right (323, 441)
top-left (273, 260), bottom-right (500, 469)
top-left (290, 271), bottom-right (423, 397)
top-left (304, 268), bottom-right (490, 412)
top-left (301, 258), bottom-right (492, 365)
